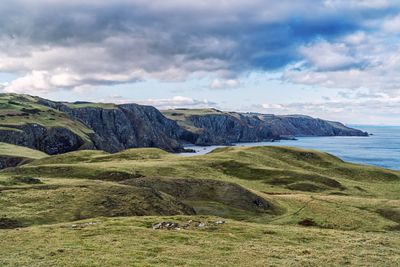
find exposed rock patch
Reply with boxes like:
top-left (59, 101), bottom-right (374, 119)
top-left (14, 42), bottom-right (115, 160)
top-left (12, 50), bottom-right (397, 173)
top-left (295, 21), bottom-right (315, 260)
top-left (298, 218), bottom-right (317, 227)
top-left (0, 217), bottom-right (21, 229)
top-left (152, 220), bottom-right (226, 230)
top-left (0, 124), bottom-right (86, 155)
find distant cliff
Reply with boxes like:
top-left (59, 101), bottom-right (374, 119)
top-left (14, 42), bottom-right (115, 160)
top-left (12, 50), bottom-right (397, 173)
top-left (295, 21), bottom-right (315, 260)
top-left (0, 94), bottom-right (367, 155)
top-left (162, 109), bottom-right (368, 145)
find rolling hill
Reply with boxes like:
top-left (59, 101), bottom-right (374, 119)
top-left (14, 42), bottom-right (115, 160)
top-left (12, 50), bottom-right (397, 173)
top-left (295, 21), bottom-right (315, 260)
top-left (0, 146), bottom-right (399, 266)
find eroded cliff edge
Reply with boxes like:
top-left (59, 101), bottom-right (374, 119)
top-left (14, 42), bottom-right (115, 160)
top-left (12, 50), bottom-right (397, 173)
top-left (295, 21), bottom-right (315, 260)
top-left (0, 94), bottom-right (367, 155)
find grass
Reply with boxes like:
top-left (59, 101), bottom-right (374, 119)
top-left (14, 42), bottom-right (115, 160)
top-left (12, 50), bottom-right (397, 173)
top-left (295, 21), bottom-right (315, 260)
top-left (161, 108), bottom-right (225, 132)
top-left (64, 102), bottom-right (117, 109)
top-left (0, 145), bottom-right (399, 266)
top-left (0, 216), bottom-right (399, 266)
top-left (0, 142), bottom-right (48, 159)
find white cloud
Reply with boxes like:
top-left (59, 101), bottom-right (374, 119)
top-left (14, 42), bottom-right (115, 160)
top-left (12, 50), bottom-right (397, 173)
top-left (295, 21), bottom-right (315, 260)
top-left (284, 32), bottom-right (400, 95)
top-left (382, 15), bottom-right (400, 33)
top-left (0, 0), bottom-right (398, 105)
top-left (299, 41), bottom-right (360, 71)
top-left (258, 90), bottom-right (400, 124)
top-left (209, 79), bottom-right (240, 89)
top-left (261, 103), bottom-right (283, 109)
top-left (110, 96), bottom-right (217, 110)
top-left (342, 31), bottom-right (366, 45)
top-left (324, 0), bottom-right (393, 9)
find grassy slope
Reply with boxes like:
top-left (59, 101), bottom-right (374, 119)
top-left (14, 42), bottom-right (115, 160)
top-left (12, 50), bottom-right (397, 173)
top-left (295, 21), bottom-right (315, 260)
top-left (162, 108), bottom-right (225, 132)
top-left (0, 93), bottom-right (94, 145)
top-left (64, 102), bottom-right (117, 109)
top-left (0, 143), bottom-right (48, 179)
top-left (1, 216), bottom-right (399, 267)
top-left (0, 146), bottom-right (399, 266)
top-left (0, 142), bottom-right (48, 159)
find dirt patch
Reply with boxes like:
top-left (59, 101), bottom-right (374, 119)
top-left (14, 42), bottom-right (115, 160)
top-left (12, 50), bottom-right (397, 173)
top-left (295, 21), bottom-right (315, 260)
top-left (13, 176), bottom-right (42, 184)
top-left (298, 218), bottom-right (317, 227)
top-left (101, 170), bottom-right (144, 181)
top-left (354, 186), bottom-right (367, 192)
top-left (377, 208), bottom-right (400, 224)
top-left (0, 218), bottom-right (21, 229)
top-left (377, 208), bottom-right (400, 231)
top-left (287, 182), bottom-right (324, 192)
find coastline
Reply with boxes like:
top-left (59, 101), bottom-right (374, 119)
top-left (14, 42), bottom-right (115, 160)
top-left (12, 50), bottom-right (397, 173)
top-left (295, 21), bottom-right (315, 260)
top-left (181, 125), bottom-right (400, 171)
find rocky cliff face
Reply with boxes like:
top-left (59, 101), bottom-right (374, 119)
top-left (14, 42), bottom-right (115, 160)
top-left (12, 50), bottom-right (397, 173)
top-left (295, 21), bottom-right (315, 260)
top-left (56, 104), bottom-right (186, 153)
top-left (0, 124), bottom-right (86, 155)
top-left (256, 114), bottom-right (367, 137)
top-left (169, 112), bottom-right (368, 146)
top-left (186, 113), bottom-right (275, 145)
top-left (0, 156), bottom-right (26, 169)
top-left (0, 94), bottom-right (368, 155)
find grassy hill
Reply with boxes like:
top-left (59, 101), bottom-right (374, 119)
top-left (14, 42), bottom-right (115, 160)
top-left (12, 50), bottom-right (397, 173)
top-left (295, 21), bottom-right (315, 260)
top-left (0, 142), bottom-right (47, 159)
top-left (0, 94), bottom-right (94, 144)
top-left (0, 146), bottom-right (399, 265)
top-left (0, 142), bottom-right (48, 172)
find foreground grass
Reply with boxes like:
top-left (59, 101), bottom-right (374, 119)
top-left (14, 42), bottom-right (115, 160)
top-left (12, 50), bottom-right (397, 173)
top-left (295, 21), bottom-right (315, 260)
top-left (1, 216), bottom-right (399, 267)
top-left (1, 146), bottom-right (400, 232)
top-left (0, 146), bottom-right (399, 266)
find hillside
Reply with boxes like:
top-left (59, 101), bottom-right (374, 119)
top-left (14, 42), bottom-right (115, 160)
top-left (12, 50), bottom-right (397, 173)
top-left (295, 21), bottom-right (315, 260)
top-left (0, 142), bottom-right (48, 170)
top-left (0, 94), bottom-right (367, 158)
top-left (0, 94), bottom-right (185, 154)
top-left (0, 146), bottom-right (399, 266)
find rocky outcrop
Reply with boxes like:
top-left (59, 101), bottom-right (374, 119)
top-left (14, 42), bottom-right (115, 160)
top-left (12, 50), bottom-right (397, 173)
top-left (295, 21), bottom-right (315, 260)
top-left (0, 124), bottom-right (86, 155)
top-left (255, 114), bottom-right (368, 137)
top-left (179, 112), bottom-right (368, 145)
top-left (186, 113), bottom-right (275, 145)
top-left (0, 94), bottom-right (368, 155)
top-left (0, 156), bottom-right (27, 169)
top-left (56, 104), bottom-right (186, 153)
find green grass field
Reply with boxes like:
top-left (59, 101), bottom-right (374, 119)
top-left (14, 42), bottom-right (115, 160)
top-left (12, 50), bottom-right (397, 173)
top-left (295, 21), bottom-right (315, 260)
top-left (0, 146), bottom-right (399, 266)
top-left (0, 142), bottom-right (48, 159)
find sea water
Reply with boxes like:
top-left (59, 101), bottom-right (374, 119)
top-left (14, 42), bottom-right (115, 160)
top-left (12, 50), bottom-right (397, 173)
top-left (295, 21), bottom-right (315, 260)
top-left (182, 126), bottom-right (400, 171)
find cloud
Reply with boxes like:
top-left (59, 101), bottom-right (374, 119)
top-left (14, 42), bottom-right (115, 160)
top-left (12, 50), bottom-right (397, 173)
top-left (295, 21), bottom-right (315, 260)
top-left (1, 0), bottom-right (398, 93)
top-left (109, 95), bottom-right (217, 110)
top-left (283, 31), bottom-right (400, 94)
top-left (256, 90), bottom-right (400, 124)
top-left (299, 41), bottom-right (361, 71)
top-left (382, 14), bottom-right (400, 33)
top-left (209, 79), bottom-right (240, 89)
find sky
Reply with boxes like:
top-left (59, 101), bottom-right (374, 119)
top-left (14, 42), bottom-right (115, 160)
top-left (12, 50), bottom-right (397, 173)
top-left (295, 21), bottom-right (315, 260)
top-left (1, 0), bottom-right (400, 125)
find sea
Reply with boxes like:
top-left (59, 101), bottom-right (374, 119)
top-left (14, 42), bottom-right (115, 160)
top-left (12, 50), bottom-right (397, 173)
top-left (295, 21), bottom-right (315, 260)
top-left (181, 126), bottom-right (400, 171)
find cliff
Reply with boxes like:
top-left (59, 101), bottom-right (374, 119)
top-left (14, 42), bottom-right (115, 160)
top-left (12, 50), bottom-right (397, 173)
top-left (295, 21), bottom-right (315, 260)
top-left (162, 109), bottom-right (368, 145)
top-left (56, 103), bottom-right (185, 153)
top-left (0, 94), bottom-right (367, 155)
top-left (0, 94), bottom-right (188, 154)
